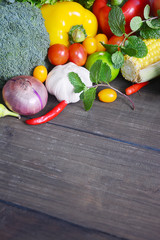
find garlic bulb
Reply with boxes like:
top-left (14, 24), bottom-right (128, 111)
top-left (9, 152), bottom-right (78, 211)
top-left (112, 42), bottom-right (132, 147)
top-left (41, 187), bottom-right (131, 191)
top-left (45, 62), bottom-right (92, 103)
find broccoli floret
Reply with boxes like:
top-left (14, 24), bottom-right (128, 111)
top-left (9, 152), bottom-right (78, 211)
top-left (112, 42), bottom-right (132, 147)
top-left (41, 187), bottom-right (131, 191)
top-left (0, 2), bottom-right (50, 88)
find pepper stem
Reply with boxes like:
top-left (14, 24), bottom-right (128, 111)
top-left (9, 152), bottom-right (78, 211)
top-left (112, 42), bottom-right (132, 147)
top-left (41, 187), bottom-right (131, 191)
top-left (69, 25), bottom-right (87, 44)
top-left (0, 104), bottom-right (21, 119)
top-left (111, 0), bottom-right (126, 7)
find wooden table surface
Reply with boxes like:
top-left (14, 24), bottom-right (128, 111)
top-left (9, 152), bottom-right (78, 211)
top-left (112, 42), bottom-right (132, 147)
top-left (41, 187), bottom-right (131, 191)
top-left (0, 75), bottom-right (160, 240)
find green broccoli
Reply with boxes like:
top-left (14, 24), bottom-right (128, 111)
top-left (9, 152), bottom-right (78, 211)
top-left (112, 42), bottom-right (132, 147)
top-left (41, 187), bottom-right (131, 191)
top-left (0, 1), bottom-right (50, 88)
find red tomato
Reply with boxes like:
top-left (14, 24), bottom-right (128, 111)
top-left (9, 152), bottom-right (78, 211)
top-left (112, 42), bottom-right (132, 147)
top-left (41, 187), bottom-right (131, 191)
top-left (69, 43), bottom-right (87, 66)
top-left (151, 0), bottom-right (160, 16)
top-left (48, 44), bottom-right (69, 65)
top-left (108, 35), bottom-right (125, 46)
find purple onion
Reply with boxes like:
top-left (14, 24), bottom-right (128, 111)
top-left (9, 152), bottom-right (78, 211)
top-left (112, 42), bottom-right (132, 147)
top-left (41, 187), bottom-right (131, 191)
top-left (2, 76), bottom-right (48, 116)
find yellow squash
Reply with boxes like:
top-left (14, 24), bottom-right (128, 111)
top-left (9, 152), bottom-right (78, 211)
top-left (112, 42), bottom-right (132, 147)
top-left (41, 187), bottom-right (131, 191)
top-left (41, 2), bottom-right (98, 47)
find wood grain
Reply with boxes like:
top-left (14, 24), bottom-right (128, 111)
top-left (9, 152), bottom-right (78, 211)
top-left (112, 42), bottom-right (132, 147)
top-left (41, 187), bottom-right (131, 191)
top-left (0, 202), bottom-right (120, 240)
top-left (0, 77), bottom-right (160, 240)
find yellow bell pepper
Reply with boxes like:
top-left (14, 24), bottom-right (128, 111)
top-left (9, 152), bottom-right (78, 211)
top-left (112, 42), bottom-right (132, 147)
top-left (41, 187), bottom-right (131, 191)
top-left (41, 2), bottom-right (98, 47)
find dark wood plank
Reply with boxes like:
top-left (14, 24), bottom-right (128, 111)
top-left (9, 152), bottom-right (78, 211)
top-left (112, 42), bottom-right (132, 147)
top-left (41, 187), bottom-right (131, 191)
top-left (0, 202), bottom-right (119, 240)
top-left (0, 118), bottom-right (160, 240)
top-left (47, 76), bottom-right (160, 150)
top-left (0, 77), bottom-right (160, 240)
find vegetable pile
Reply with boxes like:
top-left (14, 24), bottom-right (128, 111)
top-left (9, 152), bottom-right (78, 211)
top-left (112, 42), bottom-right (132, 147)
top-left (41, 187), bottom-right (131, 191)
top-left (0, 0), bottom-right (160, 125)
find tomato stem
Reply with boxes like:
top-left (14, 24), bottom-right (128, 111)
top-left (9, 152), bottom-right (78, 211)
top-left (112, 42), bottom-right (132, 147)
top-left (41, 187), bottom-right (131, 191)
top-left (89, 83), bottom-right (135, 110)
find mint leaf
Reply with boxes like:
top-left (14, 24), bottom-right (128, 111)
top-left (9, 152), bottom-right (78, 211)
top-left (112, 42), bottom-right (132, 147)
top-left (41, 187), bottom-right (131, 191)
top-left (140, 22), bottom-right (160, 39)
top-left (121, 46), bottom-right (137, 57)
top-left (108, 6), bottom-right (126, 36)
top-left (130, 16), bottom-right (142, 31)
top-left (99, 62), bottom-right (112, 83)
top-left (144, 4), bottom-right (150, 19)
top-left (146, 18), bottom-right (160, 29)
top-left (90, 60), bottom-right (112, 84)
top-left (124, 36), bottom-right (148, 58)
top-left (90, 60), bottom-right (102, 84)
top-left (68, 72), bottom-right (85, 93)
top-left (111, 51), bottom-right (124, 69)
top-left (80, 91), bottom-right (84, 100)
top-left (101, 43), bottom-right (119, 54)
top-left (83, 88), bottom-right (96, 111)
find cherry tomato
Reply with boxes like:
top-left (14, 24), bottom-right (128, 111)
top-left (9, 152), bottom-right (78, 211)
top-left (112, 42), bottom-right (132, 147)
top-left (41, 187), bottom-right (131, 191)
top-left (94, 33), bottom-right (108, 52)
top-left (98, 88), bottom-right (117, 103)
top-left (48, 44), bottom-right (69, 65)
top-left (82, 37), bottom-right (97, 55)
top-left (33, 65), bottom-right (48, 83)
top-left (69, 43), bottom-right (87, 66)
top-left (108, 35), bottom-right (125, 46)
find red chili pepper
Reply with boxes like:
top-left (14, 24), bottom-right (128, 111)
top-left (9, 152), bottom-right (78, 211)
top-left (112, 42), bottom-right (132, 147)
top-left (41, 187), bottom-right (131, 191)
top-left (125, 81), bottom-right (149, 95)
top-left (92, 0), bottom-right (150, 38)
top-left (25, 100), bottom-right (68, 125)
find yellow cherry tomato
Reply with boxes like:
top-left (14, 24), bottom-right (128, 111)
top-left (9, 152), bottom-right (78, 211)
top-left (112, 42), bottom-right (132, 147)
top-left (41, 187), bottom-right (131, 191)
top-left (82, 37), bottom-right (97, 54)
top-left (33, 65), bottom-right (48, 83)
top-left (95, 34), bottom-right (108, 52)
top-left (98, 88), bottom-right (117, 103)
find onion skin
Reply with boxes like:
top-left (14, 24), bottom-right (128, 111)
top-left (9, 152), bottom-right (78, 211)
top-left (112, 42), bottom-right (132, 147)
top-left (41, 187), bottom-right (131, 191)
top-left (2, 76), bottom-right (48, 116)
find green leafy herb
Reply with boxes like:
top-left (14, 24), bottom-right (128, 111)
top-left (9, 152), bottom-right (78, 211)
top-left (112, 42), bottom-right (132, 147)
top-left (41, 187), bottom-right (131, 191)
top-left (90, 60), bottom-right (112, 84)
top-left (146, 18), bottom-right (160, 29)
top-left (108, 6), bottom-right (126, 36)
top-left (111, 51), bottom-right (124, 69)
top-left (89, 60), bottom-right (103, 84)
top-left (100, 42), bottom-right (119, 54)
top-left (130, 16), bottom-right (143, 31)
top-left (82, 88), bottom-right (97, 111)
top-left (139, 4), bottom-right (160, 37)
top-left (121, 46), bottom-right (137, 57)
top-left (144, 4), bottom-right (150, 20)
top-left (140, 23), bottom-right (160, 39)
top-left (124, 36), bottom-right (148, 58)
top-left (68, 72), bottom-right (85, 93)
